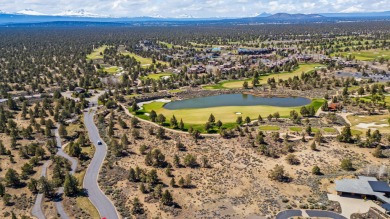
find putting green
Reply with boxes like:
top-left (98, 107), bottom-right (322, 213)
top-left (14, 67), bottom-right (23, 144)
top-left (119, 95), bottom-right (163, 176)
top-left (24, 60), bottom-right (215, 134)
top-left (137, 98), bottom-right (325, 126)
top-left (204, 63), bottom-right (324, 90)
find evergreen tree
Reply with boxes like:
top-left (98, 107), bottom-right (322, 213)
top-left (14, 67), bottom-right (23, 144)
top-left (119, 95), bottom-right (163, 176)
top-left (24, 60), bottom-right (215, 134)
top-left (38, 176), bottom-right (55, 198)
top-left (131, 197), bottom-right (144, 215)
top-left (170, 115), bottom-right (178, 128)
top-left (149, 110), bottom-right (157, 122)
top-left (337, 125), bottom-right (353, 143)
top-left (0, 182), bottom-right (5, 197)
top-left (208, 114), bottom-right (215, 124)
top-left (312, 165), bottom-right (321, 175)
top-left (64, 173), bottom-right (79, 197)
top-left (161, 190), bottom-right (173, 206)
top-left (58, 124), bottom-right (67, 138)
top-left (5, 169), bottom-right (20, 188)
top-left (131, 102), bottom-right (139, 112)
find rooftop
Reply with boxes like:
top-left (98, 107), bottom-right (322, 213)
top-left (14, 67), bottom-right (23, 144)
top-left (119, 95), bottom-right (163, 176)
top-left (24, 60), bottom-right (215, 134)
top-left (335, 176), bottom-right (390, 204)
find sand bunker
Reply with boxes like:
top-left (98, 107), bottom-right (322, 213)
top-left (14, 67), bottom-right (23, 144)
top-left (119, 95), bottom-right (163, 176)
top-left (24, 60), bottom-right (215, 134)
top-left (356, 122), bottom-right (388, 129)
top-left (137, 99), bottom-right (171, 110)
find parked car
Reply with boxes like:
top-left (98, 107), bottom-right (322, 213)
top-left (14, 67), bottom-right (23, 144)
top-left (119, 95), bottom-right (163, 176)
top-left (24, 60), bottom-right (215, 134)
top-left (97, 140), bottom-right (102, 145)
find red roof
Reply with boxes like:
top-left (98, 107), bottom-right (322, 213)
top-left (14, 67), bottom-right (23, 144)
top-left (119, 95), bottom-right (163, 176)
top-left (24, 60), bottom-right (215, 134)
top-left (329, 103), bottom-right (339, 110)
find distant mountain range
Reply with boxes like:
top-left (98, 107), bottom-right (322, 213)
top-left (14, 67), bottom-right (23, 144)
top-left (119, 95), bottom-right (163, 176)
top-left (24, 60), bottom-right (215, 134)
top-left (1, 9), bottom-right (390, 19)
top-left (267, 13), bottom-right (324, 19)
top-left (0, 10), bottom-right (389, 25)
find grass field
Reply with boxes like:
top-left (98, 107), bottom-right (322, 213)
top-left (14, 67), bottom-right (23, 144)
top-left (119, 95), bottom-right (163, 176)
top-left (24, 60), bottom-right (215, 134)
top-left (121, 51), bottom-right (168, 66)
top-left (289, 127), bottom-right (303, 132)
top-left (168, 89), bottom-right (184, 93)
top-left (259, 126), bottom-right (280, 131)
top-left (337, 49), bottom-right (390, 61)
top-left (143, 73), bottom-right (172, 80)
top-left (356, 96), bottom-right (390, 104)
top-left (103, 66), bottom-right (119, 74)
top-left (348, 114), bottom-right (390, 134)
top-left (87, 45), bottom-right (108, 60)
top-left (158, 41), bottom-right (173, 49)
top-left (351, 129), bottom-right (363, 136)
top-left (323, 127), bottom-right (337, 133)
top-left (203, 63), bottom-right (324, 90)
top-left (289, 127), bottom-right (337, 133)
top-left (135, 98), bottom-right (325, 132)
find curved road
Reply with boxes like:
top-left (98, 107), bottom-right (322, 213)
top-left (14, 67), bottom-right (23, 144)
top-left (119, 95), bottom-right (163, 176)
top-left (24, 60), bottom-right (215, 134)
top-left (31, 160), bottom-right (51, 219)
top-left (83, 108), bottom-right (119, 219)
top-left (53, 127), bottom-right (78, 219)
top-left (276, 209), bottom-right (347, 219)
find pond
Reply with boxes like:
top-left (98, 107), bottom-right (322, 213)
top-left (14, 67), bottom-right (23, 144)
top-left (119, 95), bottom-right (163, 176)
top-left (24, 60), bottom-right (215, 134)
top-left (163, 94), bottom-right (311, 110)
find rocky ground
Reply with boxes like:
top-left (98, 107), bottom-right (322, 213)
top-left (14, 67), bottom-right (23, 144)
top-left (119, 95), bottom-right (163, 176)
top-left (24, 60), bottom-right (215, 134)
top-left (96, 106), bottom-right (386, 219)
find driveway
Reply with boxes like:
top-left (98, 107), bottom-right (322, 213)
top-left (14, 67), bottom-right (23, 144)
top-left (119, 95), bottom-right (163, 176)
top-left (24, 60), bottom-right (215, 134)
top-left (306, 210), bottom-right (347, 219)
top-left (276, 210), bottom-right (302, 219)
top-left (276, 209), bottom-right (346, 219)
top-left (53, 126), bottom-right (78, 219)
top-left (328, 193), bottom-right (385, 218)
top-left (31, 160), bottom-right (51, 219)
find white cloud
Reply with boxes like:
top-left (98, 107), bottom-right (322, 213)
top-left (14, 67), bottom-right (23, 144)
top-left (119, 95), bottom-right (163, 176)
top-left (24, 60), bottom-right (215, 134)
top-left (0, 0), bottom-right (389, 17)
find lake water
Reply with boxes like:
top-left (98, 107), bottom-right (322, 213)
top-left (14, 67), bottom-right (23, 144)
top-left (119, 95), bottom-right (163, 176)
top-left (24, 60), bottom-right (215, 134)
top-left (164, 94), bottom-right (311, 110)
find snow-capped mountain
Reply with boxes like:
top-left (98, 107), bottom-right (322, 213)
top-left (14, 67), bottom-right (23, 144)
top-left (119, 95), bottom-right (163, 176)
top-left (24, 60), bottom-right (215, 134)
top-left (55, 9), bottom-right (106, 18)
top-left (16, 9), bottom-right (47, 16)
top-left (150, 14), bottom-right (165, 19)
top-left (176, 14), bottom-right (194, 19)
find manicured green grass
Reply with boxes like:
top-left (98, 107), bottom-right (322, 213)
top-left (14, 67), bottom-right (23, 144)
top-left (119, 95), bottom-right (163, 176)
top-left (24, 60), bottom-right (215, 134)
top-left (121, 51), bottom-right (168, 66)
top-left (311, 127), bottom-right (320, 133)
top-left (168, 89), bottom-right (184, 93)
top-left (125, 94), bottom-right (141, 99)
top-left (357, 96), bottom-right (390, 105)
top-left (158, 41), bottom-right (173, 48)
top-left (351, 129), bottom-right (363, 136)
top-left (289, 127), bottom-right (303, 132)
top-left (144, 73), bottom-right (172, 80)
top-left (135, 98), bottom-right (325, 128)
top-left (337, 49), bottom-right (390, 61)
top-left (86, 45), bottom-right (108, 60)
top-left (323, 127), bottom-right (337, 133)
top-left (347, 114), bottom-right (390, 134)
top-left (103, 66), bottom-right (119, 73)
top-left (204, 63), bottom-right (324, 90)
top-left (259, 126), bottom-right (280, 131)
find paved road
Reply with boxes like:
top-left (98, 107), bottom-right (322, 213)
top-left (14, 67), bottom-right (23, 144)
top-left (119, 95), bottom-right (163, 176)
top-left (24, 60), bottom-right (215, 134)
top-left (276, 209), bottom-right (347, 219)
top-left (53, 126), bottom-right (78, 219)
top-left (31, 160), bottom-right (51, 219)
top-left (276, 210), bottom-right (302, 219)
top-left (83, 109), bottom-right (119, 219)
top-left (306, 210), bottom-right (347, 219)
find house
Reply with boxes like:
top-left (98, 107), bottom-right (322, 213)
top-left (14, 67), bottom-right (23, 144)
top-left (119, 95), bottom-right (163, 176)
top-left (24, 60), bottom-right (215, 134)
top-left (328, 103), bottom-right (340, 111)
top-left (74, 87), bottom-right (85, 94)
top-left (296, 54), bottom-right (312, 62)
top-left (335, 176), bottom-right (390, 212)
top-left (238, 48), bottom-right (273, 55)
top-left (188, 65), bottom-right (206, 74)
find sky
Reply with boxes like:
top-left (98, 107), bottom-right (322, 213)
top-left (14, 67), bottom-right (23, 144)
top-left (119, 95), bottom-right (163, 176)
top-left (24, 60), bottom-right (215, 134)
top-left (1, 0), bottom-right (389, 18)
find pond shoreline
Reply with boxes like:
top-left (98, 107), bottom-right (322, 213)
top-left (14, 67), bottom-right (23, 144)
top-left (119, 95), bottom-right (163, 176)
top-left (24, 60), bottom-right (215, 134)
top-left (163, 93), bottom-right (312, 110)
